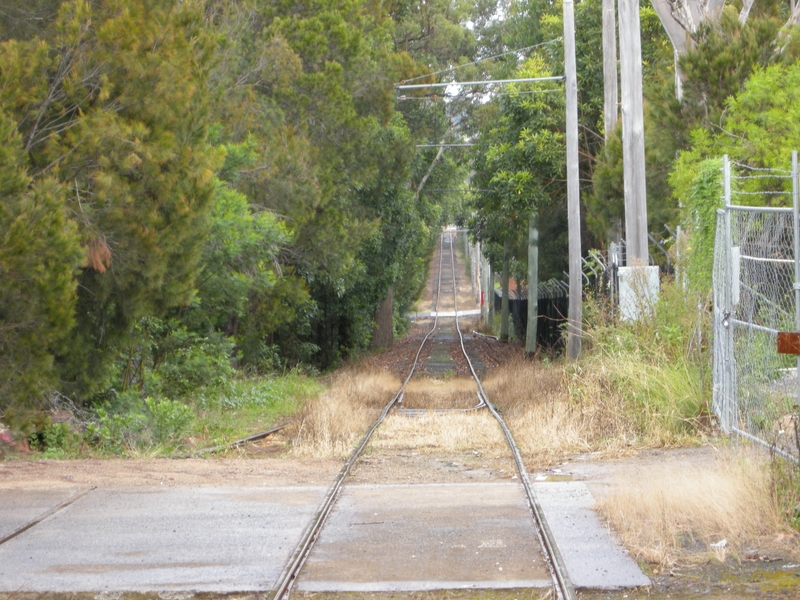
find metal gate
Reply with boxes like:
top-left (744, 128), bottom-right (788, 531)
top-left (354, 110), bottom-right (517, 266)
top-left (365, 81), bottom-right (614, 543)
top-left (713, 153), bottom-right (800, 461)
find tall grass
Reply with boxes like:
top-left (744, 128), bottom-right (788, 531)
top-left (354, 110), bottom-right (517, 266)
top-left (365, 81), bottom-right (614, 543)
top-left (482, 279), bottom-right (710, 463)
top-left (290, 369), bottom-right (400, 458)
top-left (402, 377), bottom-right (483, 409)
top-left (596, 453), bottom-right (792, 566)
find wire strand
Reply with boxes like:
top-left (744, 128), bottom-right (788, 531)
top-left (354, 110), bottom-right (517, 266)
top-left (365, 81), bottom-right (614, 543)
top-left (399, 39), bottom-right (563, 85)
top-left (397, 88), bottom-right (563, 102)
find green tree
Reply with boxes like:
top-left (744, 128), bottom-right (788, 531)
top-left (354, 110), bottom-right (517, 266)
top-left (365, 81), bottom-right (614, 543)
top-left (0, 108), bottom-right (82, 408)
top-left (0, 0), bottom-right (222, 398)
top-left (470, 56), bottom-right (567, 283)
top-left (672, 61), bottom-right (800, 193)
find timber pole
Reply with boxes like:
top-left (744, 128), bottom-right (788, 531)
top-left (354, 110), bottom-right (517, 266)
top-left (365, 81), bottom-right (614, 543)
top-left (526, 212), bottom-right (539, 356)
top-left (618, 0), bottom-right (649, 264)
top-left (564, 0), bottom-right (582, 359)
top-left (501, 238), bottom-right (510, 342)
top-left (602, 0), bottom-right (619, 141)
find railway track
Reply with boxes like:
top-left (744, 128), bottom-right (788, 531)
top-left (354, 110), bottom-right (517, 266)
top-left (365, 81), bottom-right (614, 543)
top-left (271, 230), bottom-right (576, 600)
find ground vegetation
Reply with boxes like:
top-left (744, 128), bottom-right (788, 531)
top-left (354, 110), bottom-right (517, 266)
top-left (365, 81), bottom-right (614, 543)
top-left (2, 0), bottom-right (800, 571)
top-left (0, 0), bottom-right (498, 448)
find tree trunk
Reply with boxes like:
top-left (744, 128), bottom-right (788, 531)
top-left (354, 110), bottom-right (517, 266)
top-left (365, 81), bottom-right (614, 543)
top-left (371, 286), bottom-right (394, 348)
top-left (526, 213), bottom-right (539, 356)
top-left (500, 238), bottom-right (510, 342)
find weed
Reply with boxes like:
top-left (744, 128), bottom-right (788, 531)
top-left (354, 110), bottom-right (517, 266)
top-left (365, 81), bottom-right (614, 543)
top-left (290, 369), bottom-right (399, 458)
top-left (770, 454), bottom-right (800, 531)
top-left (595, 451), bottom-right (792, 567)
top-left (145, 398), bottom-right (193, 445)
top-left (38, 422), bottom-right (82, 457)
top-left (85, 406), bottom-right (146, 453)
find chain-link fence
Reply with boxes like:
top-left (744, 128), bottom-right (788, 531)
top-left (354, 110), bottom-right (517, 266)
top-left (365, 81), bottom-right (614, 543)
top-left (713, 154), bottom-right (800, 461)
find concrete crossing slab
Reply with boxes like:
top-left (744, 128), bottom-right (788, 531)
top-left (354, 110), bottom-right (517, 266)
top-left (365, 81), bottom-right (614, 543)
top-left (297, 483), bottom-right (551, 592)
top-left (0, 489), bottom-right (76, 540)
top-left (0, 486), bottom-right (326, 592)
top-left (0, 480), bottom-right (650, 593)
top-left (533, 481), bottom-right (651, 589)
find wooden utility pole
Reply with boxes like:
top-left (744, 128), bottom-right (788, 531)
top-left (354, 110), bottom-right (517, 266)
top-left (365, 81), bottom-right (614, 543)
top-left (618, 0), bottom-right (648, 264)
top-left (500, 237), bottom-right (510, 342)
top-left (525, 212), bottom-right (539, 356)
top-left (487, 264), bottom-right (494, 329)
top-left (563, 0), bottom-right (582, 359)
top-left (602, 0), bottom-right (618, 141)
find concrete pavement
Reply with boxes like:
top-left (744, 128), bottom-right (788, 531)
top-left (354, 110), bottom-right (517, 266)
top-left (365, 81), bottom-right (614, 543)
top-left (0, 479), bottom-right (649, 593)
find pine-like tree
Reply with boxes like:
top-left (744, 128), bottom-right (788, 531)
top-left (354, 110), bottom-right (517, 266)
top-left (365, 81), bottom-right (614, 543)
top-left (0, 109), bottom-right (82, 408)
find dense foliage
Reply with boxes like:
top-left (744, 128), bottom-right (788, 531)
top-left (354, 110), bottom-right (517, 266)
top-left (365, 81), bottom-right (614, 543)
top-left (4, 0), bottom-right (800, 430)
top-left (0, 0), bottom-right (487, 412)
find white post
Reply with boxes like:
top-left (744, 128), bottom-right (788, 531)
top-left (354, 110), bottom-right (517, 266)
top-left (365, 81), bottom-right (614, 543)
top-left (526, 212), bottom-right (539, 356)
top-left (618, 0), bottom-right (649, 265)
top-left (564, 0), bottom-right (583, 359)
top-left (602, 0), bottom-right (619, 140)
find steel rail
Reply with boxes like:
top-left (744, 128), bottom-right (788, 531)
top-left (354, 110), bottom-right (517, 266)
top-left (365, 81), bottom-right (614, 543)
top-left (446, 234), bottom-right (577, 600)
top-left (270, 234), bottom-right (450, 599)
top-left (179, 423), bottom-right (290, 458)
top-left (0, 487), bottom-right (96, 546)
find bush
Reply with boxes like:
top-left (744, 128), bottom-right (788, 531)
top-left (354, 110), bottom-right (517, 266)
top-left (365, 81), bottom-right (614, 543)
top-left (85, 406), bottom-right (146, 453)
top-left (145, 397), bottom-right (193, 445)
top-left (576, 278), bottom-right (710, 443)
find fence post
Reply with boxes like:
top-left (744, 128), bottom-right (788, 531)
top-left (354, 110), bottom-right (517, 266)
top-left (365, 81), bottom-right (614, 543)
top-left (487, 263), bottom-right (495, 329)
top-left (609, 242), bottom-right (619, 315)
top-left (722, 155), bottom-right (736, 433)
top-left (793, 150), bottom-right (800, 423)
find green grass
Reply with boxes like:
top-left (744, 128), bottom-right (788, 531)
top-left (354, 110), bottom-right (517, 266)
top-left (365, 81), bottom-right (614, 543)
top-left (3, 370), bottom-right (323, 459)
top-left (191, 371), bottom-right (322, 448)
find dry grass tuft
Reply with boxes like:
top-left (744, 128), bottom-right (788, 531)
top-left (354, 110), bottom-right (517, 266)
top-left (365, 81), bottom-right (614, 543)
top-left (401, 377), bottom-right (481, 409)
top-left (372, 411), bottom-right (507, 455)
top-left (290, 369), bottom-right (400, 458)
top-left (483, 356), bottom-right (700, 466)
top-left (484, 358), bottom-right (632, 463)
top-left (596, 453), bottom-right (791, 566)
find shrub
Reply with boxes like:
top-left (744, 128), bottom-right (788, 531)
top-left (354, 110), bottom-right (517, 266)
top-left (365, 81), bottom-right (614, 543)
top-left (145, 397), bottom-right (194, 445)
top-left (85, 405), bottom-right (146, 453)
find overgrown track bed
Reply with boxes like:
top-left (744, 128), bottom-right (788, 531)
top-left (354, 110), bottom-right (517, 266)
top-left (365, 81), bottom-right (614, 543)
top-left (272, 231), bottom-right (575, 600)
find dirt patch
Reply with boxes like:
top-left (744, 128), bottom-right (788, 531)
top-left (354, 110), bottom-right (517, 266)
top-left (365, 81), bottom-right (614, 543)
top-left (348, 451), bottom-right (518, 485)
top-left (0, 455), bottom-right (342, 489)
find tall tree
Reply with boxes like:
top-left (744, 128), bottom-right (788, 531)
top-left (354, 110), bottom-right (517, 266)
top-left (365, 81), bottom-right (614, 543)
top-left (470, 56), bottom-right (567, 343)
top-left (0, 0), bottom-right (222, 397)
top-left (0, 108), bottom-right (82, 408)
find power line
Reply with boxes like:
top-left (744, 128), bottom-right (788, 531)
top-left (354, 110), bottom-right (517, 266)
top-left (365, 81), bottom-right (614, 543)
top-left (415, 143), bottom-right (475, 148)
top-left (396, 88), bottom-right (563, 102)
top-left (422, 189), bottom-right (492, 193)
top-left (396, 76), bottom-right (564, 91)
top-left (399, 39), bottom-right (563, 85)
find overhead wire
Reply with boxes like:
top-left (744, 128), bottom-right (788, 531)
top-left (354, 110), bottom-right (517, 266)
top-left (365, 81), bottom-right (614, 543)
top-left (397, 88), bottom-right (563, 102)
top-left (398, 38), bottom-right (563, 85)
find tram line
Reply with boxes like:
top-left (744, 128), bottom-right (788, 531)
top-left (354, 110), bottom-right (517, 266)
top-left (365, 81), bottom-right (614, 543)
top-left (271, 230), bottom-right (576, 600)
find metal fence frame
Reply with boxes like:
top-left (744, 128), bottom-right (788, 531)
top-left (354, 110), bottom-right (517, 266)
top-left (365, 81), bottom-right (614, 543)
top-left (713, 153), bottom-right (800, 462)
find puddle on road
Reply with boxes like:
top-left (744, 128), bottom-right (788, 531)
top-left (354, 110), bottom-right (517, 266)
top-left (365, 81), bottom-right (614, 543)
top-left (532, 472), bottom-right (574, 482)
